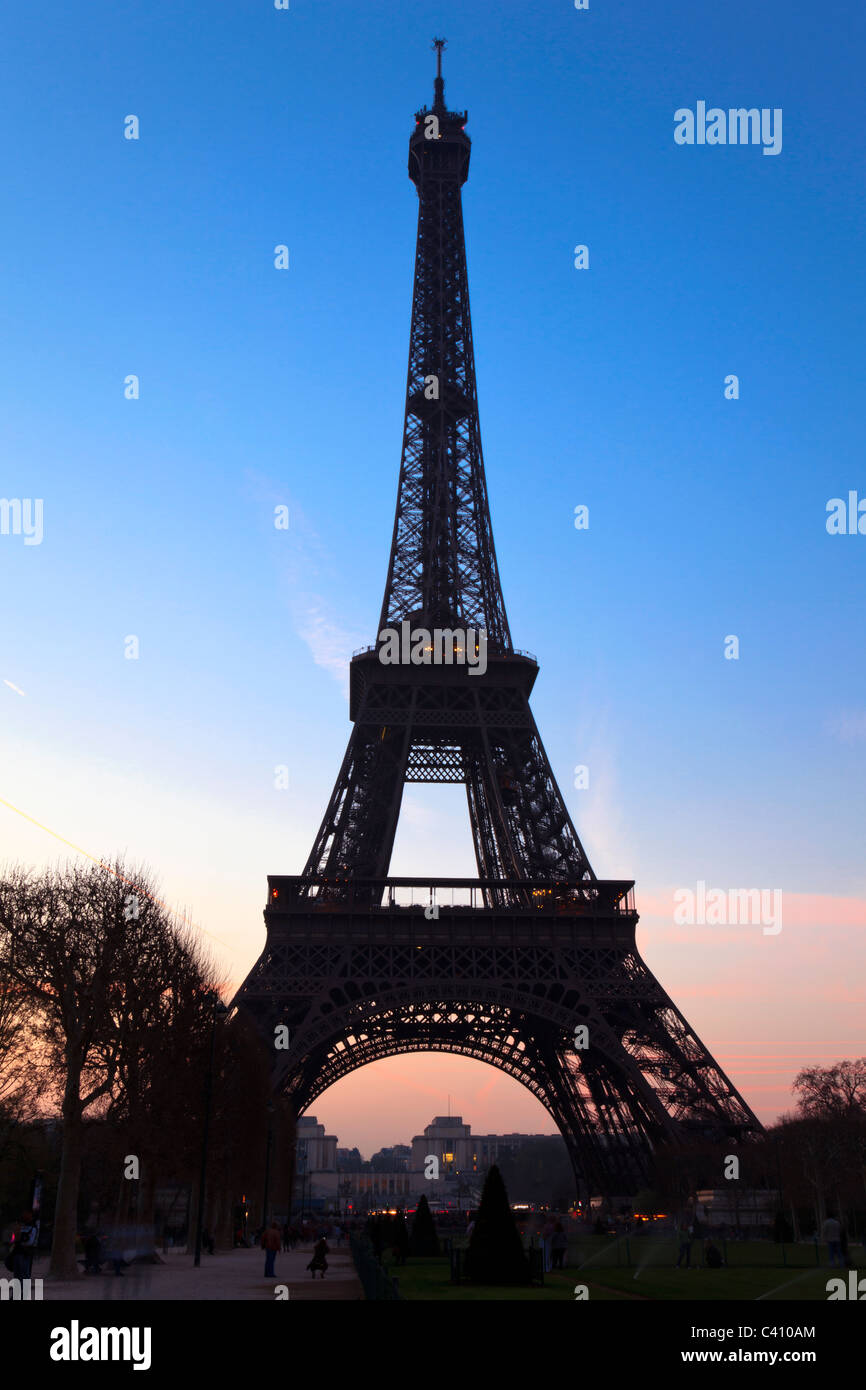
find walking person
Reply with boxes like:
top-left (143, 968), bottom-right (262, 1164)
top-left (307, 1235), bottom-right (329, 1279)
top-left (551, 1220), bottom-right (568, 1270)
top-left (675, 1215), bottom-right (694, 1269)
top-left (83, 1231), bottom-right (102, 1275)
top-left (541, 1216), bottom-right (556, 1273)
top-left (822, 1213), bottom-right (844, 1268)
top-left (11, 1211), bottom-right (39, 1281)
top-left (838, 1221), bottom-right (852, 1268)
top-left (105, 1224), bottom-right (127, 1276)
top-left (262, 1219), bottom-right (282, 1279)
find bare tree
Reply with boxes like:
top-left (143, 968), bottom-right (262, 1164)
top-left (103, 909), bottom-right (229, 1237)
top-left (0, 923), bottom-right (45, 1121)
top-left (0, 859), bottom-right (204, 1278)
top-left (793, 1060), bottom-right (866, 1120)
top-left (769, 1060), bottom-right (866, 1234)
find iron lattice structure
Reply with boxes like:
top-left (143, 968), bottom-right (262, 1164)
top-left (235, 46), bottom-right (763, 1200)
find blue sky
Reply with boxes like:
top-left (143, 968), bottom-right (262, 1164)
top-left (1, 1), bottom-right (864, 1153)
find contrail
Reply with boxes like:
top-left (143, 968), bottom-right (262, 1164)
top-left (0, 795), bottom-right (234, 956)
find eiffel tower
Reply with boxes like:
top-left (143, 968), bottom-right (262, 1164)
top-left (236, 41), bottom-right (762, 1201)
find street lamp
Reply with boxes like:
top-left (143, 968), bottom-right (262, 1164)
top-left (194, 992), bottom-right (228, 1268)
top-left (339, 1177), bottom-right (353, 1218)
top-left (296, 1146), bottom-right (308, 1220)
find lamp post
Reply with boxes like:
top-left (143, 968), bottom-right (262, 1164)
top-left (262, 1101), bottom-right (275, 1227)
top-left (194, 992), bottom-right (228, 1268)
top-left (296, 1147), bottom-right (308, 1220)
top-left (339, 1177), bottom-right (353, 1218)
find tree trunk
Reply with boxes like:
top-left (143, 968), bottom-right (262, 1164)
top-left (139, 1157), bottom-right (157, 1255)
top-left (217, 1189), bottom-right (233, 1250)
top-left (49, 1105), bottom-right (83, 1279)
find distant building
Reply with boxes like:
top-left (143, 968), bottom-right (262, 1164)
top-left (294, 1117), bottom-right (338, 1211)
top-left (370, 1144), bottom-right (411, 1173)
top-left (411, 1116), bottom-right (473, 1180)
top-left (403, 1116), bottom-right (561, 1210)
top-left (696, 1189), bottom-right (779, 1229)
top-left (409, 1116), bottom-right (536, 1179)
top-left (305, 1115), bottom-right (568, 1214)
top-left (339, 1170), bottom-right (414, 1212)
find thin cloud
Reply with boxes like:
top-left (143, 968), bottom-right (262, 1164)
top-left (826, 709), bottom-right (866, 742)
top-left (292, 597), bottom-right (360, 693)
top-left (243, 470), bottom-right (366, 691)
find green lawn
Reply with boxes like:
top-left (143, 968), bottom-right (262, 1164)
top-left (382, 1237), bottom-right (851, 1301)
top-left (387, 1259), bottom-right (634, 1300)
top-left (564, 1234), bottom-right (831, 1271)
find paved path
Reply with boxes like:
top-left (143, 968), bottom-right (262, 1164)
top-left (37, 1242), bottom-right (363, 1302)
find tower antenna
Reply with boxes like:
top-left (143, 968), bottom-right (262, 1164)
top-left (432, 36), bottom-right (446, 110)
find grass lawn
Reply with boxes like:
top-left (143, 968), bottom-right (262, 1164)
top-left (384, 1238), bottom-right (848, 1301)
top-left (579, 1266), bottom-right (834, 1301)
top-left (387, 1258), bottom-right (635, 1300)
top-left (564, 1234), bottom-right (829, 1271)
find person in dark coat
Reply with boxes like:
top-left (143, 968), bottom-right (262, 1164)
top-left (11, 1211), bottom-right (39, 1281)
top-left (703, 1237), bottom-right (723, 1269)
top-left (551, 1220), bottom-right (568, 1269)
top-left (307, 1236), bottom-right (329, 1279)
top-left (262, 1220), bottom-right (282, 1278)
top-left (83, 1232), bottom-right (102, 1274)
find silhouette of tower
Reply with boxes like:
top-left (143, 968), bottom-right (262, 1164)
top-left (236, 43), bottom-right (762, 1199)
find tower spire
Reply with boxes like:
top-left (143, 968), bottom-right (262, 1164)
top-left (432, 36), bottom-right (446, 111)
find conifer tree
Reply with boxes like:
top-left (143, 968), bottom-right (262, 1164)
top-left (409, 1193), bottom-right (440, 1256)
top-left (465, 1164), bottom-right (530, 1284)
